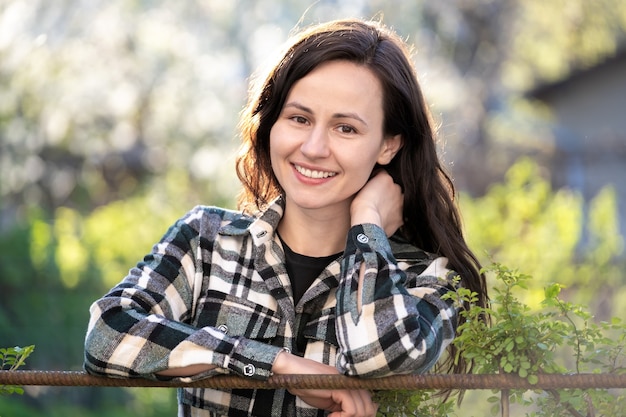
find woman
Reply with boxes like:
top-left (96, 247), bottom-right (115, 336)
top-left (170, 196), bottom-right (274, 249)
top-left (84, 18), bottom-right (488, 417)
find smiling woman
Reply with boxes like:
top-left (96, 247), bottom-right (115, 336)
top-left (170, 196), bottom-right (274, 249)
top-left (84, 18), bottom-right (488, 417)
top-left (269, 60), bottom-right (402, 239)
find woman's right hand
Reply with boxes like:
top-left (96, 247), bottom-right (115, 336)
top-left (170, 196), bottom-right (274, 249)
top-left (272, 350), bottom-right (378, 417)
top-left (350, 170), bottom-right (404, 237)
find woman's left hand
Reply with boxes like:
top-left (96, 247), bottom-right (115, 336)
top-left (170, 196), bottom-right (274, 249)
top-left (272, 350), bottom-right (378, 416)
top-left (350, 170), bottom-right (404, 236)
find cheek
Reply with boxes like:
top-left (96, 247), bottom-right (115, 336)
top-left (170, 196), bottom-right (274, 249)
top-left (269, 123), bottom-right (289, 154)
top-left (268, 125), bottom-right (292, 183)
top-left (345, 152), bottom-right (380, 186)
top-left (360, 148), bottom-right (387, 177)
top-left (268, 126), bottom-right (281, 162)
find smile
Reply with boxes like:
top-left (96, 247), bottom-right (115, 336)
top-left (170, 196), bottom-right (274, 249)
top-left (294, 164), bottom-right (337, 179)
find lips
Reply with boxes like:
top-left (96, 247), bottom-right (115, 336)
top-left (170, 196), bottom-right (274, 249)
top-left (294, 164), bottom-right (337, 179)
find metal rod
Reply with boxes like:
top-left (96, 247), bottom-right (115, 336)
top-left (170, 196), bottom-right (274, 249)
top-left (1, 371), bottom-right (625, 390)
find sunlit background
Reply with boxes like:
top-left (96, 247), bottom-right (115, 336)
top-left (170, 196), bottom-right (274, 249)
top-left (1, 0), bottom-right (625, 415)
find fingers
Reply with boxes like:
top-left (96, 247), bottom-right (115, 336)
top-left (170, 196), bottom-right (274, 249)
top-left (357, 389), bottom-right (378, 416)
top-left (274, 355), bottom-right (377, 416)
top-left (327, 389), bottom-right (377, 417)
top-left (351, 170), bottom-right (404, 236)
top-left (293, 388), bottom-right (377, 416)
top-left (356, 389), bottom-right (378, 416)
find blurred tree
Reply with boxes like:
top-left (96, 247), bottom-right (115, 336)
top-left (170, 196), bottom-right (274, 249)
top-left (461, 158), bottom-right (625, 319)
top-left (2, 0), bottom-right (625, 219)
top-left (0, 0), bottom-right (248, 225)
top-left (0, 178), bottom-right (187, 415)
top-left (407, 0), bottom-right (626, 194)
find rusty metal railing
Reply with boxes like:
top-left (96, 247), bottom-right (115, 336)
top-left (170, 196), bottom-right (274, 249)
top-left (1, 370), bottom-right (625, 390)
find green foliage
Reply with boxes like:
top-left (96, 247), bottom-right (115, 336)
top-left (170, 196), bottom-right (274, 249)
top-left (0, 391), bottom-right (177, 417)
top-left (0, 345), bottom-right (35, 396)
top-left (373, 389), bottom-right (456, 417)
top-left (448, 263), bottom-right (626, 417)
top-left (0, 184), bottom-right (189, 414)
top-left (375, 260), bottom-right (625, 416)
top-left (460, 265), bottom-right (575, 380)
top-left (460, 158), bottom-right (625, 318)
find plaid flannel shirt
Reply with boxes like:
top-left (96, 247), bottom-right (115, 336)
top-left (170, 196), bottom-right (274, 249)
top-left (84, 197), bottom-right (459, 416)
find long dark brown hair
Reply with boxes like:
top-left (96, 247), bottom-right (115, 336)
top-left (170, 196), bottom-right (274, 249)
top-left (236, 18), bottom-right (488, 374)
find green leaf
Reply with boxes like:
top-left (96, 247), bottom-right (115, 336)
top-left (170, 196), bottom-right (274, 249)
top-left (544, 283), bottom-right (562, 299)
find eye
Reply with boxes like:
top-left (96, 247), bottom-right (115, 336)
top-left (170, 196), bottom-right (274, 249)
top-left (289, 115), bottom-right (309, 125)
top-left (337, 124), bottom-right (357, 134)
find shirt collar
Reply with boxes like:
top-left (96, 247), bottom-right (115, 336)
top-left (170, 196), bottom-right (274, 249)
top-left (218, 196), bottom-right (285, 246)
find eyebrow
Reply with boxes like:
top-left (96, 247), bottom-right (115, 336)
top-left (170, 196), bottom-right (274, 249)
top-left (283, 101), bottom-right (368, 127)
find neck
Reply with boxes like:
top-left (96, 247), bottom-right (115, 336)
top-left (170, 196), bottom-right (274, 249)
top-left (277, 203), bottom-right (351, 257)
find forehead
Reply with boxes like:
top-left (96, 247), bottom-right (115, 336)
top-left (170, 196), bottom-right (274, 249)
top-left (285, 60), bottom-right (384, 116)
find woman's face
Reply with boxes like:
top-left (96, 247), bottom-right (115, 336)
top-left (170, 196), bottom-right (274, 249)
top-left (269, 60), bottom-right (400, 217)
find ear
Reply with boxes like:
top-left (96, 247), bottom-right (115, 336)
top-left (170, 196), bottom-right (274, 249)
top-left (376, 134), bottom-right (403, 165)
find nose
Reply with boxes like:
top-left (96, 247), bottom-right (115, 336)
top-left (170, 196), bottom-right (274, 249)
top-left (300, 126), bottom-right (330, 159)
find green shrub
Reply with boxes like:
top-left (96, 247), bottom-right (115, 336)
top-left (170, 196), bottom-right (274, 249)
top-left (1, 345), bottom-right (35, 396)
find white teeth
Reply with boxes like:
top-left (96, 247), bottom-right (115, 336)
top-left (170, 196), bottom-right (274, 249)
top-left (295, 165), bottom-right (336, 179)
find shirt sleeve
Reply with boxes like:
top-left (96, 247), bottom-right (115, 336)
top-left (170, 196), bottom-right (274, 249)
top-left (335, 223), bottom-right (459, 377)
top-left (83, 207), bottom-right (283, 381)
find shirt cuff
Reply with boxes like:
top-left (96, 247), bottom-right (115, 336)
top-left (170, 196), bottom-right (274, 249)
top-left (227, 338), bottom-right (284, 380)
top-left (346, 223), bottom-right (392, 256)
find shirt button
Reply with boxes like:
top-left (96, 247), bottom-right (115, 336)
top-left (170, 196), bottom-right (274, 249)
top-left (256, 230), bottom-right (267, 238)
top-left (357, 233), bottom-right (369, 244)
top-left (243, 364), bottom-right (256, 377)
top-left (217, 324), bottom-right (228, 334)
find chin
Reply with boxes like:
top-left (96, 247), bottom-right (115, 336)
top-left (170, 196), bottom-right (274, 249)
top-left (290, 194), bottom-right (352, 212)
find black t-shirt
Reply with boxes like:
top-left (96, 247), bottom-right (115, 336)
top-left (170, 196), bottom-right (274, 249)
top-left (278, 234), bottom-right (342, 305)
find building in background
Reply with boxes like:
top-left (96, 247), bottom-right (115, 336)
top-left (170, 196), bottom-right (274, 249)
top-left (528, 49), bottom-right (626, 239)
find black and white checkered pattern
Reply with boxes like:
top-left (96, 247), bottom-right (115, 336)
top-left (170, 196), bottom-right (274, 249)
top-left (84, 197), bottom-right (458, 416)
